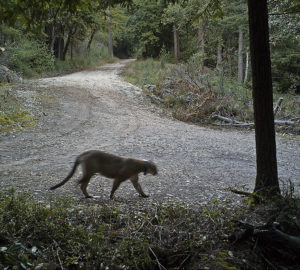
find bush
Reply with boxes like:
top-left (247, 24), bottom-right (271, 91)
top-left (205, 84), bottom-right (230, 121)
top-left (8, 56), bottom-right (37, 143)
top-left (1, 36), bottom-right (54, 78)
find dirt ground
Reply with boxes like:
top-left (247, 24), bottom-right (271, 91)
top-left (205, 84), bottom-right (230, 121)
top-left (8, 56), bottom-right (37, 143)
top-left (0, 60), bottom-right (299, 206)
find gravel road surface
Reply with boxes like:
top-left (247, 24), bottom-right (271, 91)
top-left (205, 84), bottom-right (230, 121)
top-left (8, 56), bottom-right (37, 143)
top-left (1, 60), bottom-right (299, 206)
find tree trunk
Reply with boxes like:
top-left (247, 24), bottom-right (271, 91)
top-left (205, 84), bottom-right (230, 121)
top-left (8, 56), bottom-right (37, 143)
top-left (238, 27), bottom-right (243, 83)
top-left (62, 33), bottom-right (71, 61)
top-left (173, 24), bottom-right (180, 59)
top-left (216, 42), bottom-right (223, 68)
top-left (108, 6), bottom-right (114, 58)
top-left (54, 36), bottom-right (64, 60)
top-left (87, 30), bottom-right (95, 52)
top-left (244, 50), bottom-right (249, 83)
top-left (70, 40), bottom-right (73, 60)
top-left (197, 19), bottom-right (205, 72)
top-left (53, 23), bottom-right (64, 60)
top-left (50, 22), bottom-right (56, 53)
top-left (62, 25), bottom-right (77, 61)
top-left (247, 0), bottom-right (280, 195)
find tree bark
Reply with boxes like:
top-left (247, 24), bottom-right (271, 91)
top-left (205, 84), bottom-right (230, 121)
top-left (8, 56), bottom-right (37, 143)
top-left (216, 43), bottom-right (223, 68)
top-left (244, 50), bottom-right (249, 83)
top-left (173, 24), bottom-right (180, 59)
top-left (247, 0), bottom-right (280, 195)
top-left (108, 6), bottom-right (114, 58)
top-left (53, 23), bottom-right (64, 60)
top-left (50, 23), bottom-right (56, 53)
top-left (87, 30), bottom-right (95, 52)
top-left (62, 25), bottom-right (77, 61)
top-left (62, 33), bottom-right (71, 61)
top-left (197, 19), bottom-right (205, 72)
top-left (238, 27), bottom-right (243, 83)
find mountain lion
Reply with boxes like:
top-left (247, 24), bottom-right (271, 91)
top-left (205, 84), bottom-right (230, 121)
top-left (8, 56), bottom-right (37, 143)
top-left (50, 150), bottom-right (158, 199)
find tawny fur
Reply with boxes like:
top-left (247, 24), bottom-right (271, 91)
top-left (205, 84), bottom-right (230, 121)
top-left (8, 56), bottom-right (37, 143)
top-left (50, 150), bottom-right (157, 199)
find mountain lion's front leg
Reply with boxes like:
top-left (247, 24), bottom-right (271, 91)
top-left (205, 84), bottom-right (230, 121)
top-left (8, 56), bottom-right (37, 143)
top-left (130, 175), bottom-right (149, 197)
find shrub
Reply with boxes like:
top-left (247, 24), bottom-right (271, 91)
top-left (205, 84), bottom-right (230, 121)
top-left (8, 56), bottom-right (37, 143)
top-left (2, 36), bottom-right (54, 77)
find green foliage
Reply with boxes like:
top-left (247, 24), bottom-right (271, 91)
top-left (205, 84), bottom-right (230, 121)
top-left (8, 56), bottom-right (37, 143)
top-left (0, 85), bottom-right (37, 133)
top-left (122, 0), bottom-right (171, 58)
top-left (54, 45), bottom-right (116, 72)
top-left (0, 29), bottom-right (54, 77)
top-left (1, 188), bottom-right (299, 269)
top-left (124, 58), bottom-right (299, 132)
top-left (0, 190), bottom-right (152, 269)
top-left (0, 189), bottom-right (244, 269)
top-left (122, 58), bottom-right (165, 86)
top-left (269, 7), bottom-right (300, 93)
top-left (8, 39), bottom-right (54, 77)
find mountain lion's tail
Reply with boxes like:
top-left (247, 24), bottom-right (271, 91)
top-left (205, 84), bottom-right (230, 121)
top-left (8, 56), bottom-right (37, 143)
top-left (50, 159), bottom-right (80, 190)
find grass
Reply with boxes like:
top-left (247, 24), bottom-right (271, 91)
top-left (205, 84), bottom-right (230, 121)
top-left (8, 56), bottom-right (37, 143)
top-left (0, 84), bottom-right (37, 133)
top-left (122, 58), bottom-right (166, 87)
top-left (1, 189), bottom-right (299, 269)
top-left (0, 190), bottom-right (243, 269)
top-left (54, 46), bottom-right (118, 74)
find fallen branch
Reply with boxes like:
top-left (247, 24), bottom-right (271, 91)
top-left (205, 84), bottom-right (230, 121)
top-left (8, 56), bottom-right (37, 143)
top-left (273, 97), bottom-right (283, 116)
top-left (212, 115), bottom-right (253, 126)
top-left (229, 222), bottom-right (300, 267)
top-left (289, 117), bottom-right (300, 121)
top-left (274, 119), bottom-right (295, 125)
top-left (149, 246), bottom-right (168, 270)
top-left (213, 115), bottom-right (295, 126)
top-left (230, 189), bottom-right (262, 204)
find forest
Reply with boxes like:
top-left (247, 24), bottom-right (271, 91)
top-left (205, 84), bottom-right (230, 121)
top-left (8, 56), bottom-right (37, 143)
top-left (1, 0), bottom-right (300, 269)
top-left (0, 0), bottom-right (299, 93)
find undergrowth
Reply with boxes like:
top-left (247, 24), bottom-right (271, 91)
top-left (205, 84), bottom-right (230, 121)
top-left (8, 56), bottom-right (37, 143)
top-left (54, 46), bottom-right (118, 73)
top-left (123, 59), bottom-right (300, 134)
top-left (0, 85), bottom-right (37, 132)
top-left (122, 58), bottom-right (166, 86)
top-left (1, 25), bottom-right (117, 78)
top-left (1, 189), bottom-right (299, 269)
top-left (0, 190), bottom-right (248, 269)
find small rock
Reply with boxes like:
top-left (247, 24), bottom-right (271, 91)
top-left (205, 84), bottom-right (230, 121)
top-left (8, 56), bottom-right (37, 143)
top-left (144, 84), bottom-right (156, 91)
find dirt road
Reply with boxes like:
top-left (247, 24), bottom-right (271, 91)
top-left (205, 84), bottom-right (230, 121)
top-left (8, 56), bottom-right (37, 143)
top-left (1, 60), bottom-right (299, 205)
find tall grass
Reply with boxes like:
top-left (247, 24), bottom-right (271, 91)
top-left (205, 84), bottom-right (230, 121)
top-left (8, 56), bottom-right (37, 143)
top-left (122, 58), bottom-right (166, 86)
top-left (54, 45), bottom-right (117, 72)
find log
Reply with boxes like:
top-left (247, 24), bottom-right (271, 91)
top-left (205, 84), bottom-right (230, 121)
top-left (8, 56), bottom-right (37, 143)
top-left (212, 115), bottom-right (253, 126)
top-left (213, 115), bottom-right (295, 126)
top-left (274, 120), bottom-right (295, 125)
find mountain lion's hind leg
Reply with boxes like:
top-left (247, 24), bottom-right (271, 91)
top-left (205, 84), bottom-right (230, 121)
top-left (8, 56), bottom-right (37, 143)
top-left (110, 178), bottom-right (121, 199)
top-left (78, 174), bottom-right (93, 198)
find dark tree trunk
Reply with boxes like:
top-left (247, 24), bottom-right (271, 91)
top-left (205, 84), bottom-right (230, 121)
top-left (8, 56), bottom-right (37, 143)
top-left (173, 24), bottom-right (180, 59)
top-left (197, 19), bottom-right (205, 72)
top-left (238, 27), bottom-right (243, 83)
top-left (54, 36), bottom-right (64, 60)
top-left (62, 33), bottom-right (71, 61)
top-left (216, 43), bottom-right (223, 68)
top-left (50, 22), bottom-right (56, 53)
top-left (247, 0), bottom-right (280, 195)
top-left (53, 23), bottom-right (64, 60)
top-left (62, 25), bottom-right (77, 61)
top-left (87, 30), bottom-right (95, 51)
